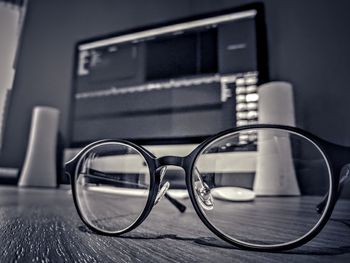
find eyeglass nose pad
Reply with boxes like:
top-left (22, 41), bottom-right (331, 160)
top-left (154, 167), bottom-right (170, 206)
top-left (340, 165), bottom-right (350, 185)
top-left (194, 168), bottom-right (214, 210)
top-left (155, 181), bottom-right (170, 205)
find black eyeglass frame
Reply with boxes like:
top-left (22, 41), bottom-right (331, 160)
top-left (65, 124), bottom-right (350, 252)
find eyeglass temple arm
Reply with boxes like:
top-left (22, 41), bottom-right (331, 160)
top-left (81, 168), bottom-right (149, 188)
top-left (316, 164), bottom-right (350, 214)
top-left (70, 165), bottom-right (187, 213)
top-left (164, 193), bottom-right (186, 212)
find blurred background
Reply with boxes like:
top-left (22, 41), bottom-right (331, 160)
top-left (0, 0), bottom-right (349, 194)
top-left (1, 2), bottom-right (350, 262)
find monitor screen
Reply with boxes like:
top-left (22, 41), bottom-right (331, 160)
top-left (70, 4), bottom-right (267, 147)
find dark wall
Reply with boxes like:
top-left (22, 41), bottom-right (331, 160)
top-left (0, 0), bottom-right (194, 167)
top-left (194, 0), bottom-right (350, 144)
top-left (1, 0), bottom-right (350, 171)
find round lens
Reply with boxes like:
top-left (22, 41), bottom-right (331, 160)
top-left (74, 142), bottom-right (151, 233)
top-left (192, 127), bottom-right (332, 247)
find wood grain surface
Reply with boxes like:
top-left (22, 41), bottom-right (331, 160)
top-left (0, 186), bottom-right (349, 262)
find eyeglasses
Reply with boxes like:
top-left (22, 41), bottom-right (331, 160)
top-left (65, 124), bottom-right (350, 251)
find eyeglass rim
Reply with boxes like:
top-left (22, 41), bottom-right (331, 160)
top-left (67, 124), bottom-right (341, 251)
top-left (70, 140), bottom-right (161, 236)
top-left (185, 125), bottom-right (337, 251)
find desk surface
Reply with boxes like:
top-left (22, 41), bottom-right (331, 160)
top-left (0, 186), bottom-right (349, 262)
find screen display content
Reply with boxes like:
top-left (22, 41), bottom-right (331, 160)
top-left (71, 5), bottom-right (267, 146)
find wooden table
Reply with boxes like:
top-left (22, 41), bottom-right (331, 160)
top-left (0, 186), bottom-right (349, 262)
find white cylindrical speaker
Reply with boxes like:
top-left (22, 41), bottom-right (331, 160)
top-left (253, 82), bottom-right (301, 196)
top-left (18, 106), bottom-right (60, 188)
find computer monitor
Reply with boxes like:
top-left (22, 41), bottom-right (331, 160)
top-left (69, 3), bottom-right (268, 147)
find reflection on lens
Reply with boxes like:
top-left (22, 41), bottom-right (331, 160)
top-left (75, 142), bottom-right (150, 233)
top-left (193, 128), bottom-right (331, 247)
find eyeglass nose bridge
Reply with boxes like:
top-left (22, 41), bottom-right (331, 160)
top-left (156, 156), bottom-right (185, 167)
top-left (155, 156), bottom-right (214, 210)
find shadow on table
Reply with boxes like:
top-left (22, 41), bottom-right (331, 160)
top-left (78, 225), bottom-right (209, 243)
top-left (78, 219), bottom-right (350, 256)
top-left (194, 237), bottom-right (350, 256)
